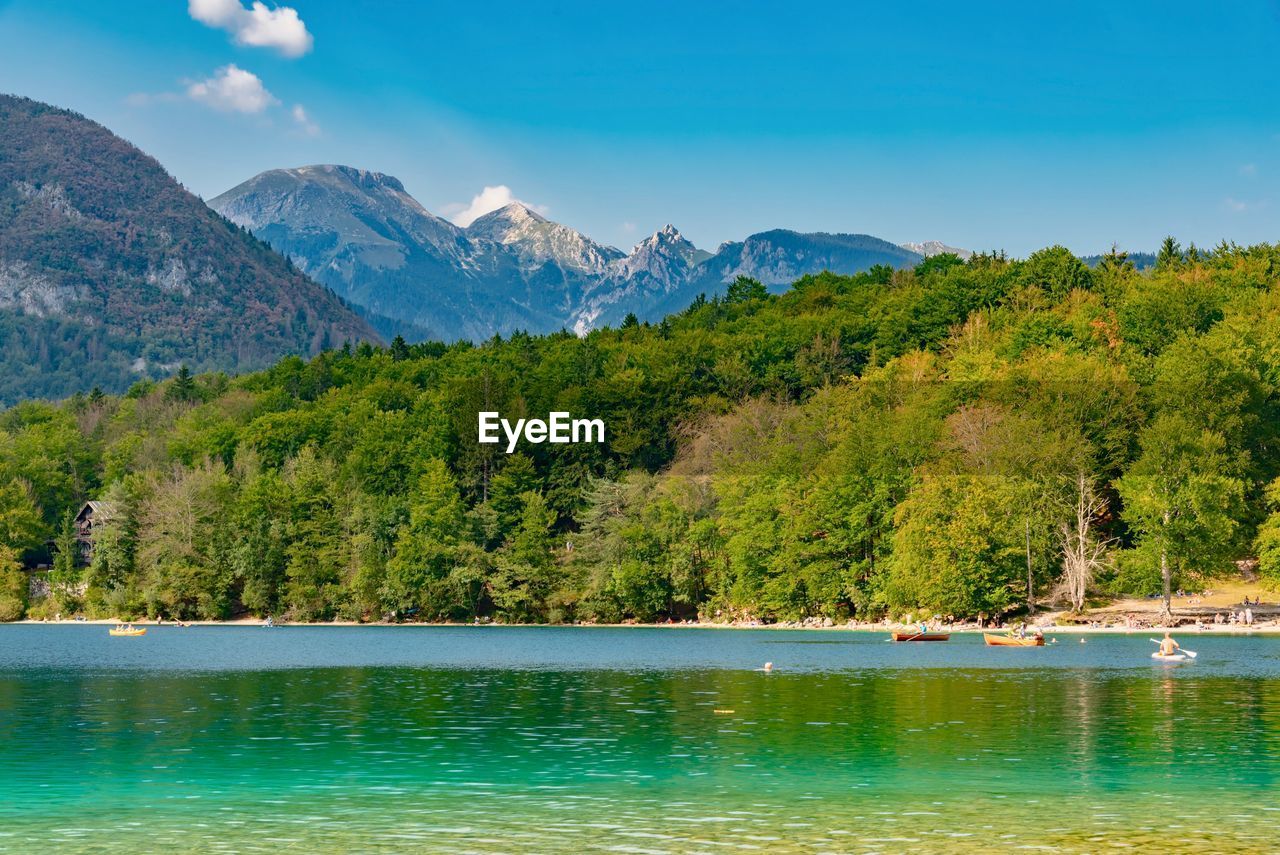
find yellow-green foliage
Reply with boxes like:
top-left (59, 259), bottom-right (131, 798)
top-left (4, 244), bottom-right (1280, 620)
top-left (0, 546), bottom-right (27, 621)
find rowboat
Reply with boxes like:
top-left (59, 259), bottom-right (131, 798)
top-left (984, 633), bottom-right (1044, 647)
top-left (108, 626), bottom-right (147, 637)
top-left (890, 632), bottom-right (950, 642)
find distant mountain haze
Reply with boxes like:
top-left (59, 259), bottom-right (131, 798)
top-left (0, 96), bottom-right (377, 405)
top-left (901, 240), bottom-right (973, 260)
top-left (211, 164), bottom-right (928, 341)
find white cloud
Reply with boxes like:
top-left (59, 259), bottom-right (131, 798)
top-left (1240, 163), bottom-right (1258, 177)
top-left (188, 0), bottom-right (313, 58)
top-left (1224, 197), bottom-right (1268, 213)
top-left (291, 104), bottom-right (320, 136)
top-left (448, 185), bottom-right (549, 226)
top-left (186, 64), bottom-right (279, 113)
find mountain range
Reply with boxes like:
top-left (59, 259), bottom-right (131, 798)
top-left (0, 95), bottom-right (376, 404)
top-left (0, 91), bottom-right (966, 405)
top-left (211, 166), bottom-right (930, 341)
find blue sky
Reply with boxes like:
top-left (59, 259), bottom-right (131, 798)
top-left (1, 0), bottom-right (1278, 255)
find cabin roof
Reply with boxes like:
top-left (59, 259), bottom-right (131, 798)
top-left (76, 501), bottom-right (120, 522)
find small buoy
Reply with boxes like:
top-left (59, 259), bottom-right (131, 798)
top-left (1080, 638), bottom-right (1087, 644)
top-left (763, 662), bottom-right (773, 673)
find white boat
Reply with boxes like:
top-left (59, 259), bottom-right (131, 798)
top-left (1151, 652), bottom-right (1189, 662)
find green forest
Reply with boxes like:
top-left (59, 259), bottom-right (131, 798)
top-left (4, 239), bottom-right (1280, 624)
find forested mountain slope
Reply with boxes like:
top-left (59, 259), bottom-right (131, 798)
top-left (3, 241), bottom-right (1279, 626)
top-left (0, 95), bottom-right (377, 404)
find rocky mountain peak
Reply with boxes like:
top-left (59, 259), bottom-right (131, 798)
top-left (467, 203), bottom-right (622, 276)
top-left (498, 201), bottom-right (548, 223)
top-left (901, 240), bottom-right (972, 260)
top-left (210, 163), bottom-right (466, 276)
top-left (468, 202), bottom-right (550, 234)
top-left (645, 224), bottom-right (687, 246)
top-left (299, 164), bottom-right (407, 194)
top-left (610, 224), bottom-right (706, 288)
top-left (210, 161), bottom-right (928, 344)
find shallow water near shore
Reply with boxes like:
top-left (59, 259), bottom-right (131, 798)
top-left (2, 626), bottom-right (1279, 853)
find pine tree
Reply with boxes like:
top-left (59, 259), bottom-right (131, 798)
top-left (389, 335), bottom-right (411, 361)
top-left (1155, 236), bottom-right (1184, 272)
top-left (1097, 244), bottom-right (1133, 274)
top-left (167, 365), bottom-right (197, 403)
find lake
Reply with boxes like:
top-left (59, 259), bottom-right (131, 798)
top-left (2, 625), bottom-right (1278, 852)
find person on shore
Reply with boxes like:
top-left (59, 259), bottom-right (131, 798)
top-left (1245, 608), bottom-right (1254, 626)
top-left (1158, 632), bottom-right (1180, 657)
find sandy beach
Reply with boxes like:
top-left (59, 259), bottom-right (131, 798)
top-left (19, 573), bottom-right (1279, 632)
top-left (21, 613), bottom-right (1280, 634)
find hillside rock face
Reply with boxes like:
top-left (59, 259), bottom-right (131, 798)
top-left (211, 165), bottom-right (504, 341)
top-left (467, 203), bottom-right (624, 276)
top-left (0, 95), bottom-right (377, 404)
top-left (573, 225), bottom-right (710, 332)
top-left (211, 164), bottom-right (925, 342)
top-left (705, 230), bottom-right (915, 287)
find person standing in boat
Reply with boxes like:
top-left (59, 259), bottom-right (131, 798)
top-left (1158, 632), bottom-right (1180, 657)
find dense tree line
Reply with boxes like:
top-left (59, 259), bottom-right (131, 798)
top-left (5, 240), bottom-right (1280, 622)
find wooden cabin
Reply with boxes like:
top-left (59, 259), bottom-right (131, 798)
top-left (74, 501), bottom-right (119, 563)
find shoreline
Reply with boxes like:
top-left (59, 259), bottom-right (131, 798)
top-left (14, 617), bottom-right (1280, 635)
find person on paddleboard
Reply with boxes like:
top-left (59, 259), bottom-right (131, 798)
top-left (1158, 632), bottom-right (1180, 657)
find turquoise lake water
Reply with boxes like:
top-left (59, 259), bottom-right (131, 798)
top-left (2, 625), bottom-right (1279, 852)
